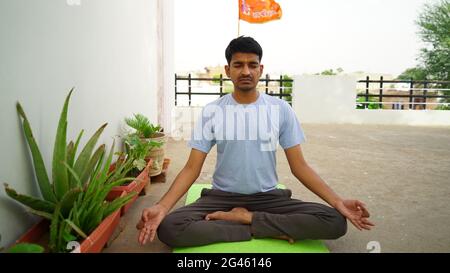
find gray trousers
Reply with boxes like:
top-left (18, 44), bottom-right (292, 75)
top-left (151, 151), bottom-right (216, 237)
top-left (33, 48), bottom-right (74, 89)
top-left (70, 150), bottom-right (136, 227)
top-left (157, 188), bottom-right (347, 247)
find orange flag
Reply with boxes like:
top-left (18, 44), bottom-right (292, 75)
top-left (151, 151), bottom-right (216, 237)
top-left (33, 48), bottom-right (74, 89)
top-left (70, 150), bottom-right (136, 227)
top-left (239, 0), bottom-right (282, 24)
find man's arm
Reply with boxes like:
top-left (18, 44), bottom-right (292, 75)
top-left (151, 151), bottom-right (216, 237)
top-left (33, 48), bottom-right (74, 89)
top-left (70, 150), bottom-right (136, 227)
top-left (284, 144), bottom-right (374, 231)
top-left (157, 148), bottom-right (208, 211)
top-left (284, 144), bottom-right (342, 207)
top-left (137, 148), bottom-right (208, 244)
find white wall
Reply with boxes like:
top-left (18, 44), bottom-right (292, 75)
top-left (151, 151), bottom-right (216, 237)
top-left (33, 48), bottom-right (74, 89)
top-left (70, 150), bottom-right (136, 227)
top-left (0, 0), bottom-right (171, 247)
top-left (293, 75), bottom-right (357, 124)
top-left (157, 0), bottom-right (175, 135)
top-left (293, 75), bottom-right (450, 126)
top-left (171, 106), bottom-right (203, 141)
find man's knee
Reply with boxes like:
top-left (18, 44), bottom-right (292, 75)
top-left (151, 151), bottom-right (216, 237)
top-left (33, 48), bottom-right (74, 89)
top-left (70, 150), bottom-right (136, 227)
top-left (157, 214), bottom-right (184, 247)
top-left (329, 209), bottom-right (347, 239)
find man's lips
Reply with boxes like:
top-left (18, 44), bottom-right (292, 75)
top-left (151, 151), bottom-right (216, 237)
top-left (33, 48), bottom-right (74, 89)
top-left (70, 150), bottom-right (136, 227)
top-left (239, 78), bottom-right (252, 83)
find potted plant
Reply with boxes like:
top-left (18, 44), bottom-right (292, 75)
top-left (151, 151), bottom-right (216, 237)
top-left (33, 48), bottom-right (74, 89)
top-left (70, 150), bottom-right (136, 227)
top-left (106, 135), bottom-right (155, 214)
top-left (4, 89), bottom-right (135, 252)
top-left (124, 113), bottom-right (166, 176)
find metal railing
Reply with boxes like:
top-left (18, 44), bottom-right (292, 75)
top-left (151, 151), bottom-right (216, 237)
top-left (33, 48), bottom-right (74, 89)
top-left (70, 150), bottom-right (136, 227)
top-left (175, 74), bottom-right (293, 106)
top-left (357, 76), bottom-right (450, 110)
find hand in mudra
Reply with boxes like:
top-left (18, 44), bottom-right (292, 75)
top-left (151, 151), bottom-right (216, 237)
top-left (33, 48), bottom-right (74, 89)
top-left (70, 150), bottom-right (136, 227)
top-left (335, 199), bottom-right (375, 231)
top-left (136, 204), bottom-right (168, 245)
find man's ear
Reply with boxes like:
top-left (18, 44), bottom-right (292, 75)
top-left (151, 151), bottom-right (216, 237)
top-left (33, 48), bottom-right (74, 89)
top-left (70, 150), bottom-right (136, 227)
top-left (259, 64), bottom-right (264, 77)
top-left (225, 65), bottom-right (230, 77)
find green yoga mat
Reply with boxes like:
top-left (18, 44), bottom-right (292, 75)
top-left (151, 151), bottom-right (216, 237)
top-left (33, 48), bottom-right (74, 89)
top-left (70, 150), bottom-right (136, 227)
top-left (173, 184), bottom-right (329, 253)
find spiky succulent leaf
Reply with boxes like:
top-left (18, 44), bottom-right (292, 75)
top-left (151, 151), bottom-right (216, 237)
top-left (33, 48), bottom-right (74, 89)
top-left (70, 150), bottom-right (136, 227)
top-left (80, 144), bottom-right (105, 186)
top-left (16, 103), bottom-right (56, 203)
top-left (52, 89), bottom-right (73, 200)
top-left (4, 183), bottom-right (55, 213)
top-left (73, 124), bottom-right (107, 185)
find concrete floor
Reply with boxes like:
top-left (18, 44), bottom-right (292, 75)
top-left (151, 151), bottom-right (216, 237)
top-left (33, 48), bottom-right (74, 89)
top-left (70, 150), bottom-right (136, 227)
top-left (103, 124), bottom-right (450, 253)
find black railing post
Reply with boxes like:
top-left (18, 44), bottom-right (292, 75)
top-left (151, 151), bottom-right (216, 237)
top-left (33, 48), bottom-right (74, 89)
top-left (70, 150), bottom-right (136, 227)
top-left (365, 76), bottom-right (370, 109)
top-left (409, 78), bottom-right (414, 109)
top-left (423, 81), bottom-right (428, 110)
top-left (174, 73), bottom-right (177, 106)
top-left (379, 76), bottom-right (383, 109)
top-left (188, 73), bottom-right (192, 106)
top-left (356, 78), bottom-right (450, 111)
top-left (279, 75), bottom-right (283, 99)
top-left (265, 74), bottom-right (269, 94)
top-left (219, 74), bottom-right (223, 97)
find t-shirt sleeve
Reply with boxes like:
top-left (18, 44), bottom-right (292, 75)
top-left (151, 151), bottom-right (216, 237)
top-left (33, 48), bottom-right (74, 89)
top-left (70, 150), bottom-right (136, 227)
top-left (278, 102), bottom-right (306, 149)
top-left (188, 107), bottom-right (216, 153)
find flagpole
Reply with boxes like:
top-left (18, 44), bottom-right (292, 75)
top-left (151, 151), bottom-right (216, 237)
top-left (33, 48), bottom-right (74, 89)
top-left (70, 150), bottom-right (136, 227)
top-left (237, 0), bottom-right (240, 37)
top-left (238, 19), bottom-right (240, 37)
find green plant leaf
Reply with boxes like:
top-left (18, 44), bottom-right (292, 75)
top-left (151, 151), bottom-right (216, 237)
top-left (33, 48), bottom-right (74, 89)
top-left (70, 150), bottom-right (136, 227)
top-left (103, 192), bottom-right (136, 217)
top-left (66, 141), bottom-right (76, 189)
top-left (125, 113), bottom-right (161, 138)
top-left (4, 183), bottom-right (55, 213)
top-left (83, 141), bottom-right (114, 200)
top-left (62, 230), bottom-right (77, 243)
top-left (16, 102), bottom-right (56, 203)
top-left (49, 201), bottom-right (62, 252)
top-left (53, 89), bottom-right (73, 200)
top-left (73, 123), bottom-right (107, 186)
top-left (66, 141), bottom-right (74, 165)
top-left (56, 218), bottom-right (69, 252)
top-left (62, 162), bottom-right (82, 188)
top-left (70, 130), bottom-right (84, 168)
top-left (60, 187), bottom-right (82, 218)
top-left (28, 208), bottom-right (52, 220)
top-left (8, 243), bottom-right (44, 253)
top-left (64, 219), bottom-right (87, 239)
top-left (80, 144), bottom-right (105, 186)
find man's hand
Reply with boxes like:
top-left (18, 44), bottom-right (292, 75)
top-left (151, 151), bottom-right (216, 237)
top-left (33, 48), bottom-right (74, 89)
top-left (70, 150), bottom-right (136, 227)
top-left (136, 204), bottom-right (169, 245)
top-left (335, 199), bottom-right (375, 231)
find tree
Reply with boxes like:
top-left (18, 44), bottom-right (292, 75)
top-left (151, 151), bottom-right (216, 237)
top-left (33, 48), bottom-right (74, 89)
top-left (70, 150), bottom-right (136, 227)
top-left (397, 0), bottom-right (450, 103)
top-left (397, 67), bottom-right (428, 81)
top-left (416, 0), bottom-right (450, 82)
top-left (212, 74), bottom-right (234, 93)
top-left (316, 68), bottom-right (344, 76)
top-left (281, 74), bottom-right (293, 103)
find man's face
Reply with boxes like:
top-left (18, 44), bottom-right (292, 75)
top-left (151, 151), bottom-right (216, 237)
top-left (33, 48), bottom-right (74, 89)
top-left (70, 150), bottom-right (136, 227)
top-left (225, 52), bottom-right (264, 92)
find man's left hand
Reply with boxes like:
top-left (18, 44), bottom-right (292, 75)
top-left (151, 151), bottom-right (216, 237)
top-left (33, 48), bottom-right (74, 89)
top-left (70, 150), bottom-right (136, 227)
top-left (335, 199), bottom-right (375, 231)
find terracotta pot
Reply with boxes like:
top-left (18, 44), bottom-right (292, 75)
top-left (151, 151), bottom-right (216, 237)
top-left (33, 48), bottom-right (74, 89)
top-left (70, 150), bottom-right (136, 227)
top-left (106, 159), bottom-right (152, 215)
top-left (142, 158), bottom-right (171, 195)
top-left (162, 158), bottom-right (171, 171)
top-left (144, 132), bottom-right (166, 176)
top-left (79, 208), bottom-right (121, 253)
top-left (13, 203), bottom-right (122, 253)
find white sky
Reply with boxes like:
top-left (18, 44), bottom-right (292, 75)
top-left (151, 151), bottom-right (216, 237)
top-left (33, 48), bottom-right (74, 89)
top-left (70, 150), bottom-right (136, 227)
top-left (174, 0), bottom-right (434, 76)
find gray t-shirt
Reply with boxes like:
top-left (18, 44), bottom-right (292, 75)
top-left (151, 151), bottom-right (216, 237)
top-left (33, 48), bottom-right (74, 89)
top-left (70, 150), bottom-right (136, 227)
top-left (188, 93), bottom-right (306, 194)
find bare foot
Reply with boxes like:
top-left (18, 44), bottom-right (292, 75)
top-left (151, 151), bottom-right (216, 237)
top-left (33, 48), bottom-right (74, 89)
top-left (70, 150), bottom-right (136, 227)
top-left (273, 235), bottom-right (295, 244)
top-left (205, 207), bottom-right (253, 224)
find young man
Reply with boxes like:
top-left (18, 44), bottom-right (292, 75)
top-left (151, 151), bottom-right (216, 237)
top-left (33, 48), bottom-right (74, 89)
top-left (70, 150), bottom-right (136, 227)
top-left (137, 36), bottom-right (374, 247)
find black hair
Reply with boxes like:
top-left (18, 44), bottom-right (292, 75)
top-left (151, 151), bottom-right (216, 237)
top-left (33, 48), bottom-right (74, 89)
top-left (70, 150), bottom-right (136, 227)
top-left (225, 36), bottom-right (263, 64)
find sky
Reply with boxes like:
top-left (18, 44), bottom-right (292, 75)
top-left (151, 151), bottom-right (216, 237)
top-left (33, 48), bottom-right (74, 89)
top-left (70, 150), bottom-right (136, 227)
top-left (174, 0), bottom-right (434, 76)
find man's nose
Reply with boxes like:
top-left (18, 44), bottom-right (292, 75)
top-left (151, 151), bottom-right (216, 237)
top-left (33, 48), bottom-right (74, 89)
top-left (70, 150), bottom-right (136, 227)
top-left (241, 65), bottom-right (250, 76)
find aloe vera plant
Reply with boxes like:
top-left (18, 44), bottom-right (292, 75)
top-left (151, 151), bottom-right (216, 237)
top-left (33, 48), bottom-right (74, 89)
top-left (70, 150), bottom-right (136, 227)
top-left (48, 141), bottom-right (136, 252)
top-left (5, 89), bottom-right (108, 213)
top-left (4, 89), bottom-right (136, 252)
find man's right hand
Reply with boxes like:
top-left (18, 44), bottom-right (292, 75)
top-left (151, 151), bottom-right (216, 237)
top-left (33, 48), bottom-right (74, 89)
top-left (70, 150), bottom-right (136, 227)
top-left (136, 204), bottom-right (169, 245)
